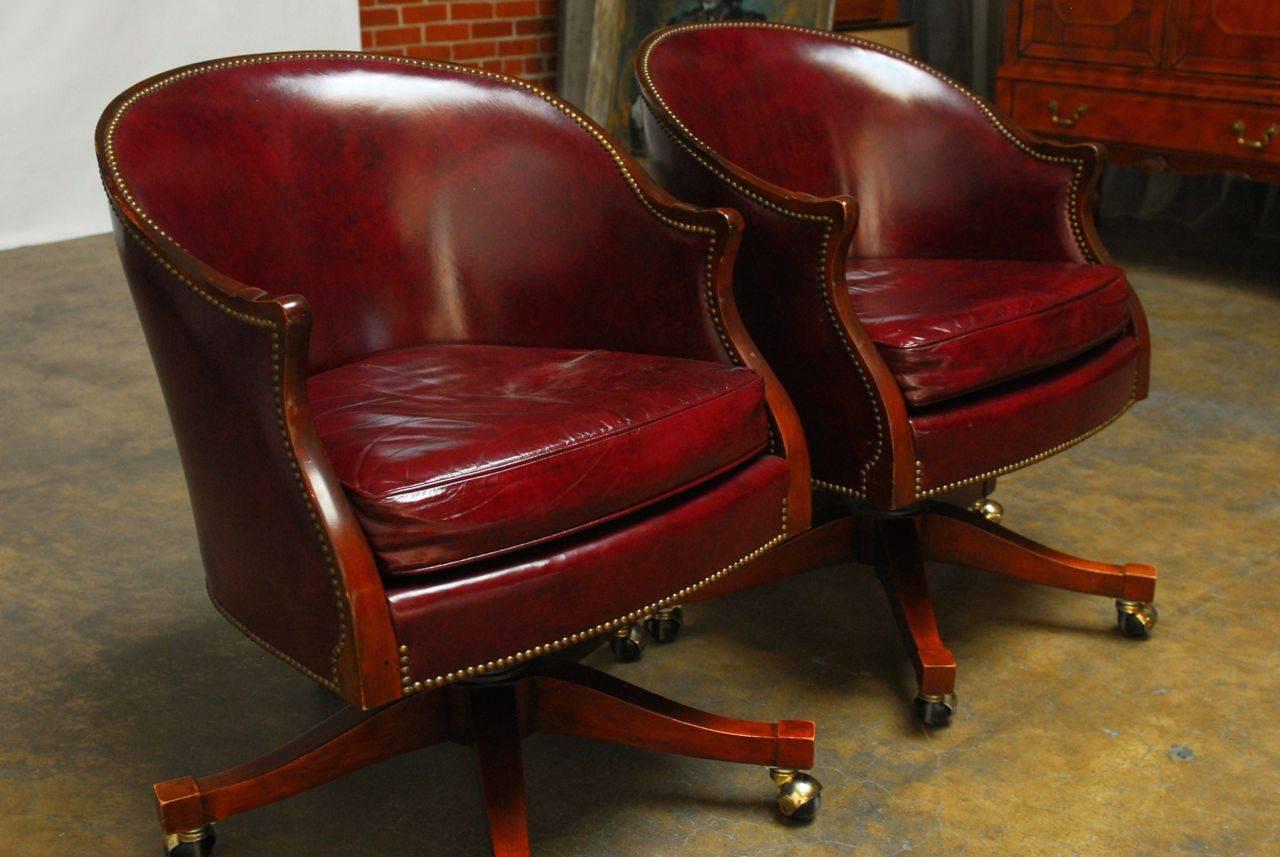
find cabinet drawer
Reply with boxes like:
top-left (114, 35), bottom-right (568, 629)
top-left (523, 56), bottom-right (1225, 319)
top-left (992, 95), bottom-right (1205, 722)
top-left (1009, 81), bottom-right (1280, 166)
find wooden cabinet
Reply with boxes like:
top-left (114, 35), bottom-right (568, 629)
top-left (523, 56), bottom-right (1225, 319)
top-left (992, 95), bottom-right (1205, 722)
top-left (833, 0), bottom-right (913, 55)
top-left (833, 0), bottom-right (899, 28)
top-left (997, 1), bottom-right (1280, 182)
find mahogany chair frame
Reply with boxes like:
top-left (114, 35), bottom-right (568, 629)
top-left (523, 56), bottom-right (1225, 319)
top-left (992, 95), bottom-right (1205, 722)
top-left (635, 21), bottom-right (1158, 726)
top-left (98, 52), bottom-right (818, 856)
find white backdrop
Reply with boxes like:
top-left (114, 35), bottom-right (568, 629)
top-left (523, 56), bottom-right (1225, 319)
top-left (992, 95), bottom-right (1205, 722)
top-left (0, 1), bottom-right (359, 250)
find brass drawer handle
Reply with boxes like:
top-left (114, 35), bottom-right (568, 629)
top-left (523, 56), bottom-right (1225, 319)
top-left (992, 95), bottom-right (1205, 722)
top-left (1048, 100), bottom-right (1088, 128)
top-left (1232, 120), bottom-right (1280, 151)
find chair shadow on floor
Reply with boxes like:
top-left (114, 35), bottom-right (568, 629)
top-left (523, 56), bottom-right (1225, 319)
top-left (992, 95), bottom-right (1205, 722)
top-left (639, 554), bottom-right (1128, 736)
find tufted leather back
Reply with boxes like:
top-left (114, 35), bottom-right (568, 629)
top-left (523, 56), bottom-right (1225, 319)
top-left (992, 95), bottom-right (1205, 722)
top-left (104, 55), bottom-right (709, 371)
top-left (640, 24), bottom-right (1085, 262)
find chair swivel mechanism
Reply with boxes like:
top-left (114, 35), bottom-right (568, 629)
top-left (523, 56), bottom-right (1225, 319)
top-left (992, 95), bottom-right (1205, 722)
top-left (98, 52), bottom-right (822, 855)
top-left (637, 22), bottom-right (1158, 727)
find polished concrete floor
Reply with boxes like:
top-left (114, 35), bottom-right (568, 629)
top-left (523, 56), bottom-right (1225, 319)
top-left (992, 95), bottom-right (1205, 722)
top-left (1, 222), bottom-right (1277, 856)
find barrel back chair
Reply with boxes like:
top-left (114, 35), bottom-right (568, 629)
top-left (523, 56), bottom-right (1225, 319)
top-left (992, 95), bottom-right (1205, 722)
top-left (637, 22), bottom-right (1158, 727)
top-left (98, 52), bottom-right (822, 855)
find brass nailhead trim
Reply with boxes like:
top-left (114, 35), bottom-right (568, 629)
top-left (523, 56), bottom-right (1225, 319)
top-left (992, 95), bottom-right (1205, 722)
top-left (913, 396), bottom-right (1137, 498)
top-left (811, 478), bottom-right (862, 498)
top-left (103, 51), bottom-right (761, 693)
top-left (208, 588), bottom-right (340, 692)
top-left (399, 498), bottom-right (788, 695)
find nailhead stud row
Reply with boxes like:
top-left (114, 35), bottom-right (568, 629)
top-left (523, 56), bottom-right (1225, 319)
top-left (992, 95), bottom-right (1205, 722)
top-left (399, 498), bottom-right (788, 694)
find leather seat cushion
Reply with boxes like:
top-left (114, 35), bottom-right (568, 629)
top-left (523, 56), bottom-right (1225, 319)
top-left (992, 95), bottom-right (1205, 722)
top-left (910, 335), bottom-right (1140, 498)
top-left (388, 455), bottom-right (789, 688)
top-left (309, 344), bottom-right (770, 577)
top-left (845, 259), bottom-right (1133, 406)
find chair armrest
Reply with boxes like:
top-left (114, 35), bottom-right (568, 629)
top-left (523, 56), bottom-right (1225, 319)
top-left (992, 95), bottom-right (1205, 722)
top-left (111, 205), bottom-right (402, 708)
top-left (986, 117), bottom-right (1111, 265)
top-left (641, 102), bottom-right (915, 508)
top-left (622, 173), bottom-right (814, 529)
top-left (1019, 134), bottom-right (1150, 396)
top-left (989, 129), bottom-right (1150, 396)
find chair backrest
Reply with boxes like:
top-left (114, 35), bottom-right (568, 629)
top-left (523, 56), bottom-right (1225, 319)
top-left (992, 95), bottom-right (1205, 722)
top-left (640, 23), bottom-right (1080, 260)
top-left (101, 53), bottom-right (694, 372)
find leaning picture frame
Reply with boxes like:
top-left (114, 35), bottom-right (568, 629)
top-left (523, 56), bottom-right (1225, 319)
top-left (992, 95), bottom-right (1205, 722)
top-left (559, 0), bottom-right (836, 153)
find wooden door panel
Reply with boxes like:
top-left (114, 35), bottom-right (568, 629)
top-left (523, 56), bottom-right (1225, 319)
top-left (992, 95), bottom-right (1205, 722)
top-left (1017, 0), bottom-right (1166, 67)
top-left (1169, 1), bottom-right (1280, 78)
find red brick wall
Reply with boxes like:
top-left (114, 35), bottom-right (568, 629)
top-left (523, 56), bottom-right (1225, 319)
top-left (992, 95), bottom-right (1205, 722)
top-left (360, 1), bottom-right (559, 89)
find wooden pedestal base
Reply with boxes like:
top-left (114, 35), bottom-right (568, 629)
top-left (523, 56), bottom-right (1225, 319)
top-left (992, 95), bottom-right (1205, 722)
top-left (154, 660), bottom-right (815, 856)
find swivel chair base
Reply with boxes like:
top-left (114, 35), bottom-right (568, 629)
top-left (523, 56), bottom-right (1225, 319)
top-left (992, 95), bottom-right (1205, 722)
top-left (155, 656), bottom-right (820, 856)
top-left (876, 495), bottom-right (1158, 726)
top-left (659, 486), bottom-right (1158, 729)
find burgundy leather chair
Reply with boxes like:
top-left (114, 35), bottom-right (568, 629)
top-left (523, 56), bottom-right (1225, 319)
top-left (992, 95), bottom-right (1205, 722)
top-left (97, 52), bottom-right (822, 856)
top-left (637, 23), bottom-right (1159, 727)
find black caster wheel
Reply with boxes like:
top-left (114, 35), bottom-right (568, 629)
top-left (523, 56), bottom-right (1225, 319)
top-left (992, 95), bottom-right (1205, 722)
top-left (1117, 600), bottom-right (1157, 639)
top-left (643, 606), bottom-right (683, 643)
top-left (770, 768), bottom-right (822, 821)
top-left (608, 624), bottom-right (645, 661)
top-left (914, 693), bottom-right (956, 728)
top-left (164, 824), bottom-right (215, 856)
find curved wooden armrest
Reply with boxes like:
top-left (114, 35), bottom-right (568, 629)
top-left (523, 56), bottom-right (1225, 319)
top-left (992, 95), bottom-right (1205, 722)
top-left (109, 201), bottom-right (400, 708)
top-left (639, 97), bottom-right (914, 506)
top-left (996, 116), bottom-right (1112, 265)
top-left (701, 216), bottom-right (814, 530)
top-left (607, 144), bottom-right (816, 528)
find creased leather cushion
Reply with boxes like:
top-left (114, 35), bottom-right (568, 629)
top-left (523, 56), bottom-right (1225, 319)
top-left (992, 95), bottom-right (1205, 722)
top-left (309, 344), bottom-right (769, 577)
top-left (846, 259), bottom-right (1133, 406)
top-left (388, 455), bottom-right (789, 686)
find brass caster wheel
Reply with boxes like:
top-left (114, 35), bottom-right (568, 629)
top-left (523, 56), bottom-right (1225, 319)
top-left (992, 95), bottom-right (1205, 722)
top-left (608, 624), bottom-right (645, 661)
top-left (164, 824), bottom-right (215, 856)
top-left (770, 768), bottom-right (822, 821)
top-left (914, 693), bottom-right (957, 728)
top-left (969, 498), bottom-right (1003, 523)
top-left (643, 605), bottom-right (683, 643)
top-left (1117, 600), bottom-right (1158, 639)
